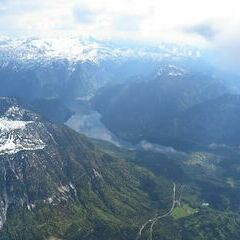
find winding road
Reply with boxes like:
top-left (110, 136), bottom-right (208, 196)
top-left (137, 183), bottom-right (176, 240)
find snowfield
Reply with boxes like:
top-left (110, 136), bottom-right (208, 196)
top-left (0, 105), bottom-right (46, 155)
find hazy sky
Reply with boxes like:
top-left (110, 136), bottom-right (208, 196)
top-left (0, 0), bottom-right (240, 49)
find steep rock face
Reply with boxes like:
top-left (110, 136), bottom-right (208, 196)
top-left (0, 98), bottom-right (55, 227)
top-left (0, 98), bottom-right (172, 239)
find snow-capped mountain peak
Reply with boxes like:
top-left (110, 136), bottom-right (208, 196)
top-left (0, 99), bottom-right (49, 155)
top-left (0, 37), bottom-right (202, 100)
top-left (0, 36), bottom-right (201, 64)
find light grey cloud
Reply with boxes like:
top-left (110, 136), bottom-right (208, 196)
top-left (183, 23), bottom-right (218, 39)
top-left (73, 4), bottom-right (97, 24)
top-left (211, 29), bottom-right (240, 73)
top-left (0, 0), bottom-right (239, 52)
top-left (112, 14), bottom-right (142, 31)
top-left (139, 140), bottom-right (187, 158)
top-left (0, 0), bottom-right (47, 16)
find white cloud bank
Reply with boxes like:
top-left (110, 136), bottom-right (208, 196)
top-left (0, 0), bottom-right (240, 49)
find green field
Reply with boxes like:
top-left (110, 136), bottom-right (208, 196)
top-left (172, 204), bottom-right (198, 220)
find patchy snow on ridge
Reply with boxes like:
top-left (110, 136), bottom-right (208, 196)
top-left (0, 117), bottom-right (46, 155)
top-left (0, 104), bottom-right (47, 155)
top-left (156, 64), bottom-right (187, 77)
top-left (0, 118), bottom-right (27, 132)
top-left (167, 64), bottom-right (186, 76)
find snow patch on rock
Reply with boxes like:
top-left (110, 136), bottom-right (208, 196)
top-left (0, 108), bottom-right (46, 155)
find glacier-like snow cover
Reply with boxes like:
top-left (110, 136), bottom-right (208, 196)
top-left (0, 107), bottom-right (46, 155)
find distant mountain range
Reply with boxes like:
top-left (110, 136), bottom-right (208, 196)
top-left (0, 36), bottom-right (201, 62)
top-left (0, 36), bottom-right (202, 100)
